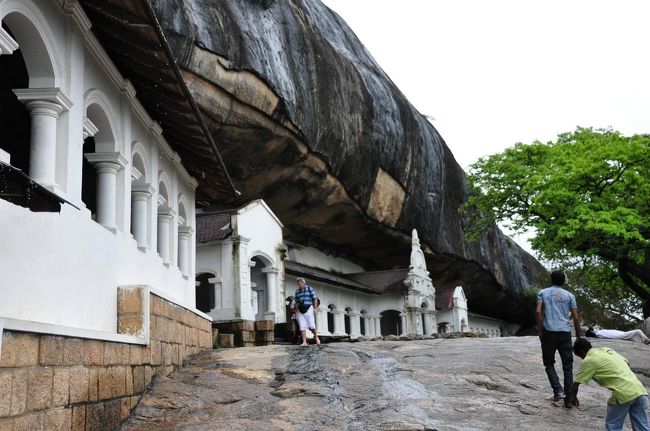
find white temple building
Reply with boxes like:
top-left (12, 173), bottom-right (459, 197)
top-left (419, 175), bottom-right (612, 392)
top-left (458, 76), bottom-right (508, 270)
top-left (194, 199), bottom-right (514, 343)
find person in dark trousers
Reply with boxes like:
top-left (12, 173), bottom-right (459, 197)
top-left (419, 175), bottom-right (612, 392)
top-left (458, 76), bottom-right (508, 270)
top-left (569, 338), bottom-right (649, 431)
top-left (536, 270), bottom-right (582, 407)
top-left (285, 296), bottom-right (301, 345)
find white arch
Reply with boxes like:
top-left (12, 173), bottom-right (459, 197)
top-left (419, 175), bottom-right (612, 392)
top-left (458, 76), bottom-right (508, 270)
top-left (157, 171), bottom-right (172, 206)
top-left (84, 89), bottom-right (121, 152)
top-left (195, 269), bottom-right (219, 279)
top-left (0, 0), bottom-right (65, 87)
top-left (177, 193), bottom-right (192, 226)
top-left (249, 250), bottom-right (276, 268)
top-left (131, 141), bottom-right (149, 183)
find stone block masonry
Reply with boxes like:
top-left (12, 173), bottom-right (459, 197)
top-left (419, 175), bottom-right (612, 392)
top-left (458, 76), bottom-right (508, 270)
top-left (0, 291), bottom-right (212, 430)
top-left (213, 320), bottom-right (274, 348)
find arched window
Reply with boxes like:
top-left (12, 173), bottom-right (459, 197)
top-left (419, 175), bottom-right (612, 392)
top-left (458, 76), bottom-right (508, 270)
top-left (344, 307), bottom-right (352, 335)
top-left (327, 304), bottom-right (336, 334)
top-left (0, 24), bottom-right (29, 173)
top-left (130, 150), bottom-right (152, 249)
top-left (83, 99), bottom-right (123, 231)
top-left (360, 310), bottom-right (367, 336)
top-left (177, 199), bottom-right (191, 276)
top-left (195, 272), bottom-right (216, 313)
top-left (156, 178), bottom-right (173, 265)
top-left (1, 8), bottom-right (68, 189)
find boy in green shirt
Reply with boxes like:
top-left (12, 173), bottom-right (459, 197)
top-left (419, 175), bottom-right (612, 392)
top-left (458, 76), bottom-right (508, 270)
top-left (569, 338), bottom-right (649, 431)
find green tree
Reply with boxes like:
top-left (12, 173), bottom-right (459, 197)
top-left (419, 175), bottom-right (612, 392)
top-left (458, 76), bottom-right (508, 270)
top-left (464, 127), bottom-right (650, 319)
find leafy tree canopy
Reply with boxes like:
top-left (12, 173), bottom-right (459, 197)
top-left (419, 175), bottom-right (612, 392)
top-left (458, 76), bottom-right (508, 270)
top-left (464, 127), bottom-right (650, 319)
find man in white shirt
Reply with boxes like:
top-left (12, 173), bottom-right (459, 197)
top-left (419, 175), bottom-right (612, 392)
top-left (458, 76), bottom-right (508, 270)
top-left (586, 326), bottom-right (650, 345)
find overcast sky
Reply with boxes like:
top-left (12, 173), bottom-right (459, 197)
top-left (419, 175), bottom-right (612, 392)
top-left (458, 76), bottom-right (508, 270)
top-left (321, 0), bottom-right (650, 255)
top-left (321, 0), bottom-right (650, 169)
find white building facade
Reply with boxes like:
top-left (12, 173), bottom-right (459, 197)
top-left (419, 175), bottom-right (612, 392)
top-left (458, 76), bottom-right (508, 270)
top-left (196, 200), bottom-right (284, 323)
top-left (0, 0), bottom-right (228, 339)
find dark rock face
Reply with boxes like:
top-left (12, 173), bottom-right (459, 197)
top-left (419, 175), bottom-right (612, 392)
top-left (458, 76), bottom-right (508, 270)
top-left (150, 0), bottom-right (546, 323)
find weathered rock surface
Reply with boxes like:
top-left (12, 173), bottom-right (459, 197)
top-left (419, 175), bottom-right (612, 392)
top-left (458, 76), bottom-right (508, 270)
top-left (150, 0), bottom-right (545, 322)
top-left (121, 337), bottom-right (650, 430)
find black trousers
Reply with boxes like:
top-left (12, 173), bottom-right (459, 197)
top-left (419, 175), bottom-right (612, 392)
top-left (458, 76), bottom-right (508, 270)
top-left (541, 330), bottom-right (573, 398)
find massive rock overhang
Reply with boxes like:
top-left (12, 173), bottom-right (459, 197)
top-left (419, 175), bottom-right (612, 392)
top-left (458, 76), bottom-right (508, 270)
top-left (78, 0), bottom-right (237, 203)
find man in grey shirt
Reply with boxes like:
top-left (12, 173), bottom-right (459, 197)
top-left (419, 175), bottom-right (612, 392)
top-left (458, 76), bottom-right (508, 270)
top-left (536, 271), bottom-right (582, 407)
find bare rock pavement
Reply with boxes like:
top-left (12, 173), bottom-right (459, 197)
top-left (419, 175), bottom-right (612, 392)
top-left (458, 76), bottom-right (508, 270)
top-left (120, 336), bottom-right (650, 431)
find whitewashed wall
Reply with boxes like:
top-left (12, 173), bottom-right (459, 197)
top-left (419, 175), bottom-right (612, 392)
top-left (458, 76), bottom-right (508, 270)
top-left (287, 244), bottom-right (364, 274)
top-left (0, 0), bottom-right (197, 333)
top-left (196, 200), bottom-right (284, 322)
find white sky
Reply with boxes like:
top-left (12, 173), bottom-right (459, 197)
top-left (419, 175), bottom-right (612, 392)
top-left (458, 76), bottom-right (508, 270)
top-left (322, 0), bottom-right (650, 170)
top-left (321, 0), bottom-right (650, 256)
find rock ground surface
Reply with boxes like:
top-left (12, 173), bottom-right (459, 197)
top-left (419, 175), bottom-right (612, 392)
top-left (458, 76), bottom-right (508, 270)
top-left (120, 337), bottom-right (650, 431)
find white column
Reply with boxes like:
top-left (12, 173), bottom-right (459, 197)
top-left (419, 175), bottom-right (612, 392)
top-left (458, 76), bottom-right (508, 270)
top-left (400, 313), bottom-right (407, 336)
top-left (333, 310), bottom-right (345, 335)
top-left (131, 184), bottom-right (153, 249)
top-left (317, 310), bottom-right (328, 334)
top-left (349, 313), bottom-right (361, 338)
top-left (157, 207), bottom-right (175, 265)
top-left (177, 226), bottom-right (193, 277)
top-left (85, 152), bottom-right (127, 232)
top-left (13, 88), bottom-right (72, 188)
top-left (262, 267), bottom-right (279, 319)
top-left (364, 316), bottom-right (374, 337)
top-left (374, 317), bottom-right (381, 337)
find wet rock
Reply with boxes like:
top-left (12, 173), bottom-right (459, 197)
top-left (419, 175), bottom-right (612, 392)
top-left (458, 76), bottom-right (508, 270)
top-left (120, 337), bottom-right (650, 430)
top-left (150, 0), bottom-right (547, 324)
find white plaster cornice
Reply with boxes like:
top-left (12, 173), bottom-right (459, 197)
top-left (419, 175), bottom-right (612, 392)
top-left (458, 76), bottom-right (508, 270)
top-left (157, 206), bottom-right (176, 217)
top-left (13, 87), bottom-right (73, 111)
top-left (262, 267), bottom-right (279, 274)
top-left (0, 27), bottom-right (18, 54)
top-left (131, 183), bottom-right (155, 195)
top-left (131, 166), bottom-right (142, 182)
top-left (84, 151), bottom-right (128, 168)
top-left (178, 226), bottom-right (194, 236)
top-left (82, 117), bottom-right (98, 140)
top-left (62, 0), bottom-right (91, 32)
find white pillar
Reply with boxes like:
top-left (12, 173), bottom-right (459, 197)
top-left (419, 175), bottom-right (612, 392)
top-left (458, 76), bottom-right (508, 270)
top-left (178, 226), bottom-right (193, 277)
top-left (317, 310), bottom-right (328, 334)
top-left (349, 313), bottom-right (361, 338)
top-left (333, 310), bottom-right (345, 336)
top-left (13, 88), bottom-right (72, 188)
top-left (400, 313), bottom-right (407, 337)
top-left (131, 184), bottom-right (153, 249)
top-left (157, 207), bottom-right (174, 265)
top-left (262, 267), bottom-right (279, 319)
top-left (85, 152), bottom-right (127, 232)
top-left (374, 317), bottom-right (381, 337)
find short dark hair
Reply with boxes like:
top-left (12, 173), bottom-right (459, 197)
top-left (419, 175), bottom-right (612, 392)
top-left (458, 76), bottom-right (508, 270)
top-left (573, 338), bottom-right (592, 356)
top-left (585, 326), bottom-right (597, 337)
top-left (551, 271), bottom-right (566, 286)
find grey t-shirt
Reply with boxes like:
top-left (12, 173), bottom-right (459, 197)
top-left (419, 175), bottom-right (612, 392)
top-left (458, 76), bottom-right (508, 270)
top-left (537, 286), bottom-right (577, 332)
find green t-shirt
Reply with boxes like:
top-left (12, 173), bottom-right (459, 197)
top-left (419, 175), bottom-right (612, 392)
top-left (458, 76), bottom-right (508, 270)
top-left (575, 347), bottom-right (648, 405)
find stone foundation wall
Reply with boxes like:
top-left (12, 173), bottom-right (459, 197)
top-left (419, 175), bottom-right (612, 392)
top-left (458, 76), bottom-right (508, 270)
top-left (0, 292), bottom-right (211, 430)
top-left (212, 320), bottom-right (274, 347)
